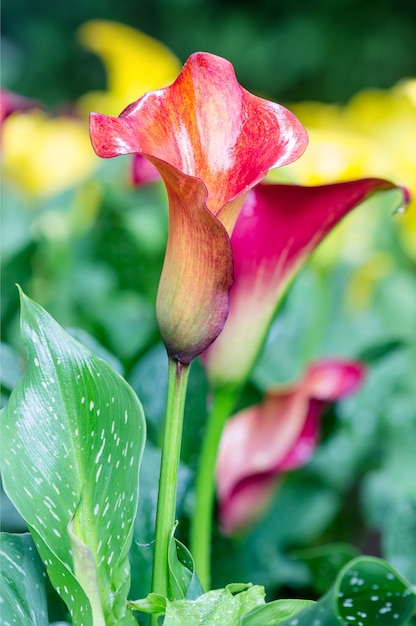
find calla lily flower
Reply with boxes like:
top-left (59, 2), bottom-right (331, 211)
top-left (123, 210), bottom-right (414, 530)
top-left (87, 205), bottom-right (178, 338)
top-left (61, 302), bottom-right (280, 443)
top-left (89, 52), bottom-right (308, 363)
top-left (132, 152), bottom-right (161, 186)
top-left (0, 89), bottom-right (39, 129)
top-left (216, 358), bottom-right (366, 534)
top-left (269, 79), bottom-right (416, 261)
top-left (202, 178), bottom-right (409, 387)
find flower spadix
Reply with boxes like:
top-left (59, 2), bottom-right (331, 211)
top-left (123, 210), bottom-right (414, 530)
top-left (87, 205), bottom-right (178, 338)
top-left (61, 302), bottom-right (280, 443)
top-left (89, 52), bottom-right (308, 363)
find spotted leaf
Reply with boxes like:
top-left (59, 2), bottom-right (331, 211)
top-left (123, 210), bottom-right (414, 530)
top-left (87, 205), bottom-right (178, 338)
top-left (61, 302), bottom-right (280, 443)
top-left (130, 583), bottom-right (265, 625)
top-left (278, 556), bottom-right (416, 626)
top-left (0, 291), bottom-right (146, 625)
top-left (0, 532), bottom-right (48, 626)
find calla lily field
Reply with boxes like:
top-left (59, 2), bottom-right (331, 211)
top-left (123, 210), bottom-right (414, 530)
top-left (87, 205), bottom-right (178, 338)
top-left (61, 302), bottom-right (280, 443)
top-left (1, 19), bottom-right (416, 626)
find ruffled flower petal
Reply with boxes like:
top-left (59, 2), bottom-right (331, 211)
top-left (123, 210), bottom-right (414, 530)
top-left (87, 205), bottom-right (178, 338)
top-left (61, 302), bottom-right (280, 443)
top-left (90, 52), bottom-right (307, 219)
top-left (90, 52), bottom-right (308, 362)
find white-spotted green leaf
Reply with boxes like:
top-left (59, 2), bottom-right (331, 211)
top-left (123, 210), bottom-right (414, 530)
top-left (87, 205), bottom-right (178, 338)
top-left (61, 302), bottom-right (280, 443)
top-left (0, 291), bottom-right (146, 625)
top-left (160, 584), bottom-right (264, 626)
top-left (129, 584), bottom-right (264, 624)
top-left (278, 556), bottom-right (416, 626)
top-left (0, 532), bottom-right (48, 625)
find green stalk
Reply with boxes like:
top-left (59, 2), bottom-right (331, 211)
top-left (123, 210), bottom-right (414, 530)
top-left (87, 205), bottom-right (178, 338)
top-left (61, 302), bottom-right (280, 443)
top-left (151, 358), bottom-right (190, 608)
top-left (190, 386), bottom-right (239, 590)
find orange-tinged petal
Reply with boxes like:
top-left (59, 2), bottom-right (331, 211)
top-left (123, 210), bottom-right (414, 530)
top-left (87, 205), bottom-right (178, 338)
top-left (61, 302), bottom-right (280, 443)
top-left (154, 161), bottom-right (233, 362)
top-left (90, 52), bottom-right (308, 362)
top-left (90, 52), bottom-right (308, 219)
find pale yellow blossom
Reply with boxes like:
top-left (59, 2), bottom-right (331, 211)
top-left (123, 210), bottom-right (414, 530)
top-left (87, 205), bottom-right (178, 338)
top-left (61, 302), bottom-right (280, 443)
top-left (2, 110), bottom-right (97, 198)
top-left (76, 19), bottom-right (182, 117)
top-left (1, 22), bottom-right (181, 203)
top-left (269, 79), bottom-right (416, 262)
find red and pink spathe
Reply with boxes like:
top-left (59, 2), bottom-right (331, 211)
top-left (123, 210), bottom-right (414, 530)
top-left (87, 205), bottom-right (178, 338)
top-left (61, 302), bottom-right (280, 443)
top-left (216, 358), bottom-right (366, 535)
top-left (202, 179), bottom-right (410, 387)
top-left (89, 52), bottom-right (308, 363)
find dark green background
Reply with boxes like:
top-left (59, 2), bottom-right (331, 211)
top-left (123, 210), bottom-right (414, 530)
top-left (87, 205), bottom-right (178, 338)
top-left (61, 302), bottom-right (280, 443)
top-left (2, 0), bottom-right (416, 106)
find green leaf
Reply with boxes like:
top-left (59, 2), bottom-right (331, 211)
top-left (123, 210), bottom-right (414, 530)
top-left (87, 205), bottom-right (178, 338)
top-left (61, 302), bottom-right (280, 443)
top-left (0, 342), bottom-right (23, 392)
top-left (0, 532), bottom-right (48, 625)
top-left (357, 338), bottom-right (406, 365)
top-left (240, 599), bottom-right (315, 625)
top-left (383, 499), bottom-right (416, 584)
top-left (0, 291), bottom-right (146, 625)
top-left (279, 556), bottom-right (416, 626)
top-left (128, 343), bottom-right (168, 443)
top-left (163, 584), bottom-right (265, 626)
top-left (293, 543), bottom-right (361, 594)
top-left (129, 584), bottom-right (265, 624)
top-left (168, 527), bottom-right (204, 601)
top-left (66, 328), bottom-right (123, 375)
top-left (335, 557), bottom-right (416, 626)
top-left (0, 185), bottom-right (34, 263)
top-left (128, 592), bottom-right (167, 615)
top-left (94, 291), bottom-right (157, 361)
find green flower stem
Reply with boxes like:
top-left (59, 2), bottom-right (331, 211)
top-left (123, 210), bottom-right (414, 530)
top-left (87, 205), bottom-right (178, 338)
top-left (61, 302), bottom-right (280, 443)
top-left (151, 358), bottom-right (190, 606)
top-left (190, 386), bottom-right (239, 590)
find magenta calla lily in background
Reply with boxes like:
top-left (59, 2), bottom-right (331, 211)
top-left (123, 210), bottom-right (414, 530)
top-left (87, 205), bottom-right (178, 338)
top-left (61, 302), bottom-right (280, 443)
top-left (132, 153), bottom-right (161, 186)
top-left (216, 358), bottom-right (366, 535)
top-left (0, 89), bottom-right (39, 130)
top-left (202, 179), bottom-right (409, 386)
top-left (89, 52), bottom-right (308, 363)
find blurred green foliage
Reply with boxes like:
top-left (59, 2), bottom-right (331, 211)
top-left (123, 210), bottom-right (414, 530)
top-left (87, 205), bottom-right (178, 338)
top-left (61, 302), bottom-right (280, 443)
top-left (2, 0), bottom-right (416, 106)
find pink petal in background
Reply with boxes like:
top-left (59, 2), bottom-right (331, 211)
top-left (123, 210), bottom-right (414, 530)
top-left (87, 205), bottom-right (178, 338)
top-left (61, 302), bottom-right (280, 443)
top-left (216, 359), bottom-right (366, 534)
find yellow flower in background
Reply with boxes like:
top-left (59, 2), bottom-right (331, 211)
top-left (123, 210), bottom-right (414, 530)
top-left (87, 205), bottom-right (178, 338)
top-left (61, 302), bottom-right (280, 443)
top-left (1, 22), bottom-right (181, 203)
top-left (271, 127), bottom-right (391, 185)
top-left (269, 79), bottom-right (416, 262)
top-left (2, 110), bottom-right (97, 198)
top-left (76, 20), bottom-right (182, 117)
top-left (400, 79), bottom-right (416, 106)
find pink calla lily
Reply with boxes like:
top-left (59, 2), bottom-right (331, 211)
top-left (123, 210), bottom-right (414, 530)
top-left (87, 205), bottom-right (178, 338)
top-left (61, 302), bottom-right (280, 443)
top-left (216, 358), bottom-right (366, 534)
top-left (89, 52), bottom-right (308, 363)
top-left (202, 179), bottom-right (410, 386)
top-left (0, 89), bottom-right (39, 127)
top-left (132, 153), bottom-right (161, 186)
